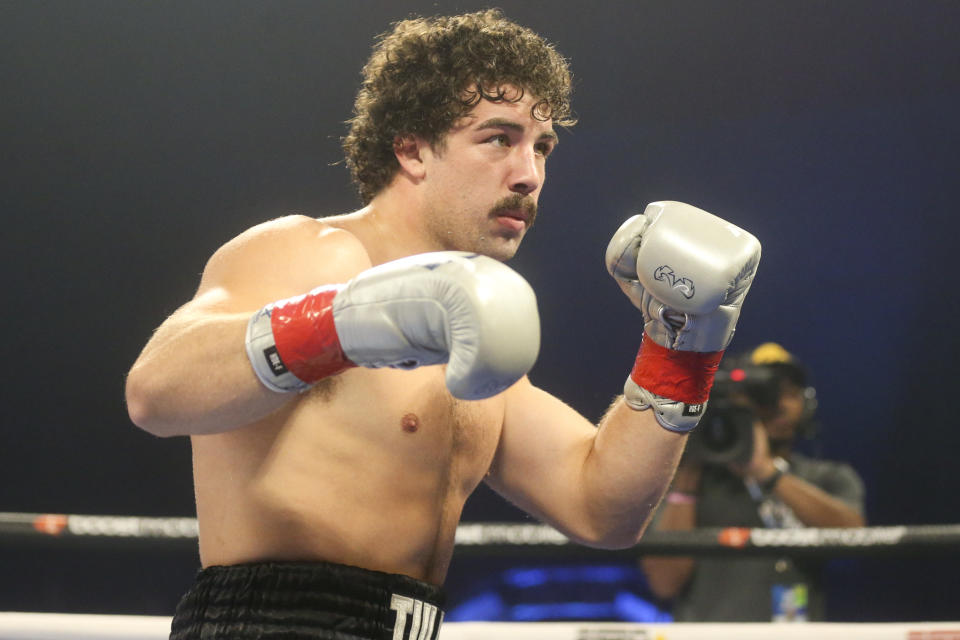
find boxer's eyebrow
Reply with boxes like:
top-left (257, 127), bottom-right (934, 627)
top-left (475, 117), bottom-right (559, 144)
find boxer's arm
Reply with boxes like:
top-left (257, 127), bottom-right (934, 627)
top-left (487, 202), bottom-right (760, 548)
top-left (486, 378), bottom-right (686, 549)
top-left (125, 216), bottom-right (371, 437)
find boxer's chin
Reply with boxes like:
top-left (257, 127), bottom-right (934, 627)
top-left (474, 231), bottom-right (525, 262)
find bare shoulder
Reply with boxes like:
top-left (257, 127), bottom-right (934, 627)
top-left (196, 214), bottom-right (373, 308)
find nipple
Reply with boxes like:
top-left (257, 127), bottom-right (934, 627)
top-left (401, 413), bottom-right (420, 433)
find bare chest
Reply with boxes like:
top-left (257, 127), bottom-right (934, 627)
top-left (191, 367), bottom-right (506, 573)
top-left (293, 366), bottom-right (505, 491)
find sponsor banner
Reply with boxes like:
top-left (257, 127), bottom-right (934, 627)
top-left (455, 523), bottom-right (569, 546)
top-left (66, 515), bottom-right (199, 539)
top-left (907, 631), bottom-right (960, 640)
top-left (575, 628), bottom-right (650, 640)
top-left (750, 526), bottom-right (908, 548)
top-left (33, 514), bottom-right (69, 536)
top-left (717, 527), bottom-right (751, 548)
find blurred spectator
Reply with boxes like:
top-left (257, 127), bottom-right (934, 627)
top-left (641, 343), bottom-right (865, 621)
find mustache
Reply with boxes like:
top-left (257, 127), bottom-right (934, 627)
top-left (490, 194), bottom-right (538, 227)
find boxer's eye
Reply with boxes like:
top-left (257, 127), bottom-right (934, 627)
top-left (487, 134), bottom-right (510, 147)
top-left (535, 141), bottom-right (554, 158)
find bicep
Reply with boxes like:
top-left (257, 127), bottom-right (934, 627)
top-left (485, 378), bottom-right (598, 527)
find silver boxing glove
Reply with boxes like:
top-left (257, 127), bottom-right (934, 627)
top-left (247, 252), bottom-right (540, 401)
top-left (606, 202), bottom-right (761, 432)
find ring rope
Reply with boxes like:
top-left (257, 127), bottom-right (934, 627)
top-left (3, 512), bottom-right (959, 557)
top-left (0, 613), bottom-right (959, 640)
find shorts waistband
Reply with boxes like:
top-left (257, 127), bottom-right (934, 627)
top-left (170, 560), bottom-right (446, 640)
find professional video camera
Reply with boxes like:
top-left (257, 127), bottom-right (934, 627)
top-left (686, 364), bottom-right (784, 466)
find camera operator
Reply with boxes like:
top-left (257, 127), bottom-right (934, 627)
top-left (640, 343), bottom-right (865, 622)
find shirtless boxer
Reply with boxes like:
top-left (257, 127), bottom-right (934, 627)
top-left (125, 10), bottom-right (761, 640)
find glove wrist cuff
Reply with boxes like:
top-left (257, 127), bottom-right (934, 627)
top-left (623, 377), bottom-right (702, 433)
top-left (630, 333), bottom-right (723, 404)
top-left (245, 285), bottom-right (356, 392)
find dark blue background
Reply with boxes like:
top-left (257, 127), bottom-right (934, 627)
top-left (2, 0), bottom-right (958, 622)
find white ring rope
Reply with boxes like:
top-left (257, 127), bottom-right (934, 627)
top-left (0, 613), bottom-right (958, 640)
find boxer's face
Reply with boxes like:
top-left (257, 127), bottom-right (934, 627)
top-left (418, 86), bottom-right (558, 261)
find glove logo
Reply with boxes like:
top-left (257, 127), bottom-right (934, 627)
top-left (263, 346), bottom-right (289, 376)
top-left (654, 265), bottom-right (695, 299)
top-left (682, 402), bottom-right (705, 417)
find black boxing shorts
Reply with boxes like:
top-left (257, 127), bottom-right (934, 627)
top-left (169, 561), bottom-right (446, 640)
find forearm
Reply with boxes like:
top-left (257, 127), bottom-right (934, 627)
top-left (771, 473), bottom-right (865, 527)
top-left (494, 203), bottom-right (759, 551)
top-left (126, 310), bottom-right (291, 437)
top-left (578, 398), bottom-right (688, 546)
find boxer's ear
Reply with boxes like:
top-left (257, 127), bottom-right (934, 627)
top-left (393, 134), bottom-right (427, 180)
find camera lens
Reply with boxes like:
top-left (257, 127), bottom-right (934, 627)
top-left (688, 401), bottom-right (754, 466)
top-left (701, 413), bottom-right (739, 451)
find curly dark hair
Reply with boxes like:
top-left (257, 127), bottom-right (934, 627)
top-left (343, 9), bottom-right (576, 204)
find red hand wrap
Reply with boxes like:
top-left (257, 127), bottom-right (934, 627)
top-left (630, 334), bottom-right (723, 404)
top-left (270, 286), bottom-right (357, 383)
